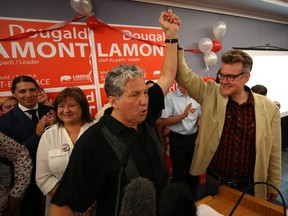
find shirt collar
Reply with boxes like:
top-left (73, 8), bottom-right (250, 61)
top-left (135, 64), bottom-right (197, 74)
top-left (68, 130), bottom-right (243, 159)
top-left (245, 86), bottom-right (254, 106)
top-left (18, 103), bottom-right (39, 112)
top-left (102, 107), bottom-right (142, 135)
top-left (175, 88), bottom-right (187, 97)
top-left (228, 85), bottom-right (254, 106)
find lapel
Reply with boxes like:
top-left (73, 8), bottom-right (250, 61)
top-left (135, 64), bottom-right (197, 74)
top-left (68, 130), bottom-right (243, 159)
top-left (14, 104), bottom-right (52, 128)
top-left (217, 92), bottom-right (228, 137)
top-left (38, 104), bottom-right (53, 118)
top-left (253, 95), bottom-right (266, 147)
top-left (13, 106), bottom-right (32, 122)
top-left (4, 106), bottom-right (36, 139)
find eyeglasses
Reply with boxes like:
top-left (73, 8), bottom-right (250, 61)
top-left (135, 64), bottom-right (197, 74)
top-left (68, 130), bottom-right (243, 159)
top-left (217, 72), bottom-right (245, 81)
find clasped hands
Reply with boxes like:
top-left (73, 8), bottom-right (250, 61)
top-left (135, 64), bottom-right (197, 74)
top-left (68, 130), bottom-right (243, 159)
top-left (159, 9), bottom-right (180, 38)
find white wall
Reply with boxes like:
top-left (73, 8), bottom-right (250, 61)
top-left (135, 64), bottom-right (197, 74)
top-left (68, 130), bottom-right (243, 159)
top-left (246, 50), bottom-right (288, 114)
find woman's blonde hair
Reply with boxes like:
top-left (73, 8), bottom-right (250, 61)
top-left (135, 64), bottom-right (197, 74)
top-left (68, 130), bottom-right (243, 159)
top-left (0, 96), bottom-right (17, 111)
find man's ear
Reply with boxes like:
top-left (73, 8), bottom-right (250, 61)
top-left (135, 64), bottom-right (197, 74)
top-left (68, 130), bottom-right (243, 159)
top-left (108, 96), bottom-right (118, 109)
top-left (244, 72), bottom-right (251, 84)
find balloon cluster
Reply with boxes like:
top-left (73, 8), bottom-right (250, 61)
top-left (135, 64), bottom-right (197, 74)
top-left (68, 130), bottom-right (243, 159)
top-left (198, 21), bottom-right (227, 67)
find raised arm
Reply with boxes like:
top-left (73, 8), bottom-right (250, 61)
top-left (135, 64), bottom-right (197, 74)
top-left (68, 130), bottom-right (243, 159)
top-left (157, 9), bottom-right (180, 95)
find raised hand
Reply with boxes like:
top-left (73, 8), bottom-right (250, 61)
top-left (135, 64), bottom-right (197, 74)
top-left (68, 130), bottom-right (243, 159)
top-left (183, 103), bottom-right (192, 117)
top-left (36, 115), bottom-right (48, 136)
top-left (163, 9), bottom-right (181, 25)
top-left (159, 9), bottom-right (180, 38)
top-left (46, 110), bottom-right (56, 127)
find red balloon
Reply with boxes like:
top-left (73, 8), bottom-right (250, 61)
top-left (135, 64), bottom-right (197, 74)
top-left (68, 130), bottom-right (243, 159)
top-left (212, 40), bottom-right (222, 53)
top-left (86, 16), bottom-right (98, 29)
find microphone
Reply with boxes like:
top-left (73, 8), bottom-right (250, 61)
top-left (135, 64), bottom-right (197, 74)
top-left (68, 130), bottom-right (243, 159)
top-left (115, 137), bottom-right (134, 216)
top-left (119, 177), bottom-right (156, 216)
top-left (159, 182), bottom-right (197, 216)
top-left (229, 181), bottom-right (287, 216)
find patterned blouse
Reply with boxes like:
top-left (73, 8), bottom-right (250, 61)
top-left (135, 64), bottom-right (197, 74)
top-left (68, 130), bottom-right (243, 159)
top-left (0, 132), bottom-right (32, 212)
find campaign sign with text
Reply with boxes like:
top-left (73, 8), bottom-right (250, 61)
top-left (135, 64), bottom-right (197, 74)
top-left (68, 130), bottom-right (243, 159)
top-left (0, 17), bottom-right (166, 114)
top-left (94, 25), bottom-right (165, 84)
top-left (0, 17), bottom-right (94, 91)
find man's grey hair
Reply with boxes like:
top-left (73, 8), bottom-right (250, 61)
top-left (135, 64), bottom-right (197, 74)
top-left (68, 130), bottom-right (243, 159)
top-left (104, 64), bottom-right (144, 98)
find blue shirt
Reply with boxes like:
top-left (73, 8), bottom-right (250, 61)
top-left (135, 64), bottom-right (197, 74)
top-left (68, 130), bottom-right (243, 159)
top-left (161, 88), bottom-right (201, 135)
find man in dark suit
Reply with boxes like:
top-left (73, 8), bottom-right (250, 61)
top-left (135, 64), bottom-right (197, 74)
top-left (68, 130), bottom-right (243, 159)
top-left (0, 75), bottom-right (54, 216)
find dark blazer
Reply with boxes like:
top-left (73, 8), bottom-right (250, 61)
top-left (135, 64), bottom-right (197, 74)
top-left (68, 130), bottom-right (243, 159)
top-left (0, 104), bottom-right (52, 161)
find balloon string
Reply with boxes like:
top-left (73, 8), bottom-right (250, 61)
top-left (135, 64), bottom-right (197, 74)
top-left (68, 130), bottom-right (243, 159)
top-left (88, 16), bottom-right (165, 47)
top-left (0, 15), bottom-right (85, 42)
top-left (205, 64), bottom-right (210, 76)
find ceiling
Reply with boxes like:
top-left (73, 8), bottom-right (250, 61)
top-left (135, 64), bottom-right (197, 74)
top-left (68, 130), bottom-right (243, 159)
top-left (131, 0), bottom-right (288, 24)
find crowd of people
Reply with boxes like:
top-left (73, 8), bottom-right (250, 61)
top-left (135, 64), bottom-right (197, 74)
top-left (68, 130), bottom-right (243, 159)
top-left (0, 9), bottom-right (282, 216)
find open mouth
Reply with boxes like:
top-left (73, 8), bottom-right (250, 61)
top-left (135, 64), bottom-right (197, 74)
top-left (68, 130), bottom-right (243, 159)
top-left (141, 109), bottom-right (147, 115)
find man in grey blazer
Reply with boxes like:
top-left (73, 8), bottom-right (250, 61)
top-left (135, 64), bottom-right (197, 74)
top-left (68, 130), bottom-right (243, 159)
top-left (174, 48), bottom-right (281, 202)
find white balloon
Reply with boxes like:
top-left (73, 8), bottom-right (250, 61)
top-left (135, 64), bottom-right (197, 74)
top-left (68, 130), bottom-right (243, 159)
top-left (213, 21), bottom-right (227, 39)
top-left (70, 0), bottom-right (92, 16)
top-left (204, 51), bottom-right (218, 66)
top-left (198, 37), bottom-right (213, 53)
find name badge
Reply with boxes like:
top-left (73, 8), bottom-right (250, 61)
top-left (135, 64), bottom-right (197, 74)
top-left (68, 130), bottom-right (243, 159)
top-left (61, 143), bottom-right (70, 152)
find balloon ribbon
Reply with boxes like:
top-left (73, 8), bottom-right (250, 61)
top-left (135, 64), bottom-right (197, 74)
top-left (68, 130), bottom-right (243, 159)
top-left (184, 49), bottom-right (201, 53)
top-left (86, 16), bottom-right (165, 47)
top-left (0, 15), bottom-right (170, 48)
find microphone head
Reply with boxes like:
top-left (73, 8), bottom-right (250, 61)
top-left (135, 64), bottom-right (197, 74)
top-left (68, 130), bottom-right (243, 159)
top-left (119, 177), bottom-right (156, 216)
top-left (159, 182), bottom-right (197, 216)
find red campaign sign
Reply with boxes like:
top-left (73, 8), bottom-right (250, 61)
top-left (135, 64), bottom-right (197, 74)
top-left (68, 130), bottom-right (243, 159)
top-left (0, 16), bottom-right (167, 114)
top-left (82, 88), bottom-right (98, 116)
top-left (93, 25), bottom-right (165, 84)
top-left (0, 17), bottom-right (94, 91)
